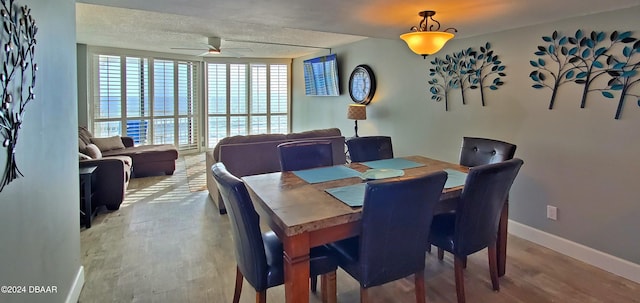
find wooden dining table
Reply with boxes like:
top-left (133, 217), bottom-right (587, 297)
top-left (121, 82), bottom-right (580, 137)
top-left (242, 155), bottom-right (510, 303)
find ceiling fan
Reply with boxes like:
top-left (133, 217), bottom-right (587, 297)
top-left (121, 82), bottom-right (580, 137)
top-left (171, 37), bottom-right (249, 57)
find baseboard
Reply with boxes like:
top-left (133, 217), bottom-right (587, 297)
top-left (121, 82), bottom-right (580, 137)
top-left (508, 220), bottom-right (640, 284)
top-left (65, 266), bottom-right (84, 303)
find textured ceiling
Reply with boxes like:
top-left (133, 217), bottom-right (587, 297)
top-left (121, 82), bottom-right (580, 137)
top-left (76, 0), bottom-right (640, 58)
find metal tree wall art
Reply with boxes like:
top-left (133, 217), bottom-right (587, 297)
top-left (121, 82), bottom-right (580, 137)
top-left (0, 0), bottom-right (37, 192)
top-left (471, 43), bottom-right (506, 106)
top-left (428, 42), bottom-right (506, 111)
top-left (428, 56), bottom-right (456, 111)
top-left (529, 30), bottom-right (640, 119)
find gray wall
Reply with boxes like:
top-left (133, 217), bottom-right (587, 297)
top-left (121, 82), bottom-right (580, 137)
top-left (0, 0), bottom-right (81, 302)
top-left (293, 6), bottom-right (640, 264)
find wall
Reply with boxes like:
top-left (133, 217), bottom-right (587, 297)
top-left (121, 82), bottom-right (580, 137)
top-left (0, 1), bottom-right (82, 303)
top-left (293, 6), bottom-right (640, 274)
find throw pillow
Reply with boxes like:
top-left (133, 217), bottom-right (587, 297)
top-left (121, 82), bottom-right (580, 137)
top-left (84, 144), bottom-right (102, 159)
top-left (78, 126), bottom-right (93, 145)
top-left (91, 136), bottom-right (125, 152)
top-left (78, 138), bottom-right (87, 153)
top-left (79, 152), bottom-right (92, 161)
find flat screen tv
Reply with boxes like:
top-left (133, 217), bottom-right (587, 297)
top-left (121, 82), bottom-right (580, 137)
top-left (303, 54), bottom-right (340, 96)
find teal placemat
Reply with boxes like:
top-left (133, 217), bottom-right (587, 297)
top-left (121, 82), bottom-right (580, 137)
top-left (444, 169), bottom-right (468, 188)
top-left (325, 183), bottom-right (366, 207)
top-left (293, 165), bottom-right (362, 184)
top-left (360, 158), bottom-right (425, 170)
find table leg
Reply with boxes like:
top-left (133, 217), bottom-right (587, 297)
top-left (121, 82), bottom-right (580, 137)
top-left (497, 199), bottom-right (509, 277)
top-left (82, 174), bottom-right (92, 228)
top-left (283, 233), bottom-right (311, 303)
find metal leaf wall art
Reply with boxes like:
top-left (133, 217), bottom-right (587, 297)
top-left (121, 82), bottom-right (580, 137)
top-left (428, 42), bottom-right (506, 111)
top-left (0, 0), bottom-right (37, 192)
top-left (530, 30), bottom-right (640, 119)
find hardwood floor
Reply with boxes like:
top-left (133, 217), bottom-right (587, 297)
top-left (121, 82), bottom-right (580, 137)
top-left (79, 160), bottom-right (639, 303)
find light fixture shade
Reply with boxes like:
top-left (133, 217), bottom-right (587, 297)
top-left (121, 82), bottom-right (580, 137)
top-left (347, 104), bottom-right (367, 120)
top-left (400, 31), bottom-right (455, 56)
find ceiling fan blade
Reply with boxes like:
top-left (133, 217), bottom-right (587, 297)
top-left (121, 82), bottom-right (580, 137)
top-left (171, 47), bottom-right (208, 51)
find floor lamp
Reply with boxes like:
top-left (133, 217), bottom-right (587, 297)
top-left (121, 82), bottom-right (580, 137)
top-left (347, 104), bottom-right (367, 137)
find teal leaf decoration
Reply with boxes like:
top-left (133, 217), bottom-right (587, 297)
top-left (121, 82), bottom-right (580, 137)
top-left (532, 84), bottom-right (544, 89)
top-left (602, 91), bottom-right (614, 98)
top-left (559, 36), bottom-right (568, 45)
top-left (569, 47), bottom-right (578, 55)
top-left (622, 70), bottom-right (637, 78)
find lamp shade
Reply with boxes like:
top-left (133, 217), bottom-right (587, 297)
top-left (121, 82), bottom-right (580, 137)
top-left (347, 104), bottom-right (367, 120)
top-left (400, 31), bottom-right (454, 56)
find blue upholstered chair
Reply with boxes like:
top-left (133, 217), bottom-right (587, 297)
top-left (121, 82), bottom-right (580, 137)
top-left (329, 171), bottom-right (448, 303)
top-left (346, 136), bottom-right (394, 162)
top-left (211, 163), bottom-right (337, 303)
top-left (277, 140), bottom-right (333, 171)
top-left (428, 158), bottom-right (524, 303)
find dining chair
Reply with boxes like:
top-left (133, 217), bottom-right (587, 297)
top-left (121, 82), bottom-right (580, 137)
top-left (459, 137), bottom-right (517, 167)
top-left (428, 158), bottom-right (524, 303)
top-left (277, 140), bottom-right (334, 171)
top-left (211, 163), bottom-right (338, 303)
top-left (345, 136), bottom-right (394, 162)
top-left (452, 136), bottom-right (517, 270)
top-left (428, 137), bottom-right (517, 255)
top-left (329, 171), bottom-right (448, 303)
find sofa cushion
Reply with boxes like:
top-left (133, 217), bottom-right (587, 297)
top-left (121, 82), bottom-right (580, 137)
top-left (102, 144), bottom-right (178, 162)
top-left (285, 128), bottom-right (341, 139)
top-left (85, 144), bottom-right (102, 159)
top-left (79, 152), bottom-right (92, 160)
top-left (91, 136), bottom-right (126, 152)
top-left (213, 133), bottom-right (287, 162)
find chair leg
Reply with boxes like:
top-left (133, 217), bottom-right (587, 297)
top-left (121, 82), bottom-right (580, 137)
top-left (461, 256), bottom-right (467, 269)
top-left (311, 275), bottom-right (318, 293)
top-left (426, 244), bottom-right (432, 254)
top-left (437, 247), bottom-right (444, 260)
top-left (256, 291), bottom-right (266, 303)
top-left (415, 270), bottom-right (426, 303)
top-left (488, 243), bottom-right (500, 291)
top-left (233, 266), bottom-right (243, 303)
top-left (321, 271), bottom-right (337, 303)
top-left (454, 256), bottom-right (466, 303)
top-left (360, 287), bottom-right (369, 303)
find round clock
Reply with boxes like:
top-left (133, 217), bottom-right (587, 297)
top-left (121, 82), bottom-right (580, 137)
top-left (348, 64), bottom-right (376, 105)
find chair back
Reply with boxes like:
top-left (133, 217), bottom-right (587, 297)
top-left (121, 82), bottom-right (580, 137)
top-left (346, 136), bottom-right (394, 162)
top-left (459, 137), bottom-right (516, 167)
top-left (454, 158), bottom-right (524, 256)
top-left (211, 163), bottom-right (269, 290)
top-left (358, 171), bottom-right (448, 288)
top-left (277, 140), bottom-right (333, 171)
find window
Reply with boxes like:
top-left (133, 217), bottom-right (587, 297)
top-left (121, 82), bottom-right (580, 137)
top-left (92, 55), bottom-right (200, 152)
top-left (89, 50), bottom-right (290, 151)
top-left (206, 62), bottom-right (289, 148)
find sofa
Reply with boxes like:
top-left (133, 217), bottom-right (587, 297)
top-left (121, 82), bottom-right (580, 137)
top-left (206, 128), bottom-right (347, 214)
top-left (78, 127), bottom-right (179, 177)
top-left (79, 155), bottom-right (132, 210)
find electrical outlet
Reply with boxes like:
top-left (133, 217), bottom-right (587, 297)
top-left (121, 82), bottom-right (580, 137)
top-left (547, 205), bottom-right (558, 220)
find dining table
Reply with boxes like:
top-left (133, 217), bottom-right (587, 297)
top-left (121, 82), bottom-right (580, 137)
top-left (241, 155), bottom-right (510, 303)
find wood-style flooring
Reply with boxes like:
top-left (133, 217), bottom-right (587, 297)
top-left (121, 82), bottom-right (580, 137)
top-left (79, 159), bottom-right (639, 303)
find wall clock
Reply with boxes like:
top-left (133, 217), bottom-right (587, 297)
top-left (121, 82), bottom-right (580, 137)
top-left (348, 64), bottom-right (376, 105)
